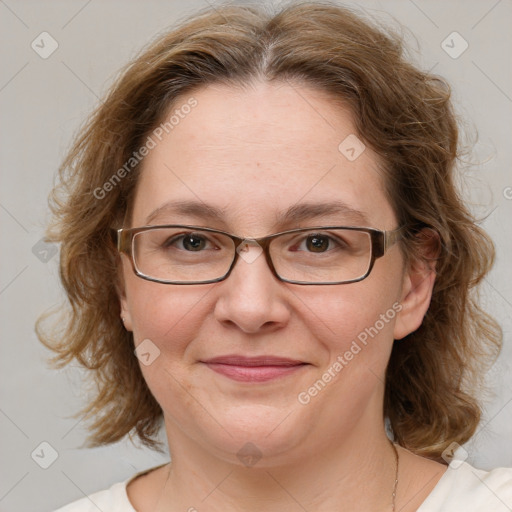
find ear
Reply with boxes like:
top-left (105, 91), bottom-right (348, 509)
top-left (117, 255), bottom-right (134, 332)
top-left (120, 294), bottom-right (134, 332)
top-left (394, 229), bottom-right (440, 340)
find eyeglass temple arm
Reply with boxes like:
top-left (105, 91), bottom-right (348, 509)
top-left (114, 228), bottom-right (130, 254)
top-left (384, 226), bottom-right (405, 252)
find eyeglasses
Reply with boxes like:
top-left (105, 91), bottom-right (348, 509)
top-left (116, 224), bottom-right (404, 285)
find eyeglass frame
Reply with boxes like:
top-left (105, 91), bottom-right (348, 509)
top-left (116, 224), bottom-right (405, 286)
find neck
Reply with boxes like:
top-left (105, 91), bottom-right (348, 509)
top-left (156, 419), bottom-right (398, 512)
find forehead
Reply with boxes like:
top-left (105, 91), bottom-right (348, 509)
top-left (131, 81), bottom-right (396, 234)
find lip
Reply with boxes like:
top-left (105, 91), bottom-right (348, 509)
top-left (201, 355), bottom-right (308, 383)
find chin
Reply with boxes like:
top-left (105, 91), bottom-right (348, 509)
top-left (203, 403), bottom-right (313, 466)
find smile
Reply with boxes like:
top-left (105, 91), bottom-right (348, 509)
top-left (202, 355), bottom-right (309, 383)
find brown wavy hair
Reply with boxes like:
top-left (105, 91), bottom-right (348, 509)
top-left (37, 1), bottom-right (502, 460)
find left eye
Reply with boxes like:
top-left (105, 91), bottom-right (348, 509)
top-left (295, 233), bottom-right (342, 253)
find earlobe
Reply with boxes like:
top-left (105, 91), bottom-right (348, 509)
top-left (393, 230), bottom-right (440, 340)
top-left (120, 296), bottom-right (133, 331)
top-left (117, 257), bottom-right (133, 331)
top-left (393, 267), bottom-right (436, 340)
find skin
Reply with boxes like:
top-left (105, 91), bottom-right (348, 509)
top-left (120, 81), bottom-right (446, 511)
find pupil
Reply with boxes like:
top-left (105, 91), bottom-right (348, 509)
top-left (183, 235), bottom-right (204, 251)
top-left (307, 235), bottom-right (327, 252)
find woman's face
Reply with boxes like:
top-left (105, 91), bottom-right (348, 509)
top-left (120, 81), bottom-right (417, 465)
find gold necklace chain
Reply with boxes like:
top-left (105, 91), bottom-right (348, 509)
top-left (154, 442), bottom-right (400, 511)
top-left (391, 441), bottom-right (400, 511)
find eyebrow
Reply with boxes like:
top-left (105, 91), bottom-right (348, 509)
top-left (145, 199), bottom-right (370, 229)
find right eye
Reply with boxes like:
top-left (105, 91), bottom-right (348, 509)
top-left (164, 232), bottom-right (214, 252)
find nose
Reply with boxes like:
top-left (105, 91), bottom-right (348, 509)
top-left (213, 242), bottom-right (291, 334)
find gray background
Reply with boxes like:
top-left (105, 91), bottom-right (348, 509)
top-left (0, 1), bottom-right (511, 511)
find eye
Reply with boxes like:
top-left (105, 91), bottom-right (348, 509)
top-left (304, 234), bottom-right (330, 253)
top-left (166, 233), bottom-right (213, 252)
top-left (295, 233), bottom-right (344, 253)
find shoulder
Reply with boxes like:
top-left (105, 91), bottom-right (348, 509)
top-left (53, 480), bottom-right (133, 512)
top-left (418, 461), bottom-right (512, 512)
top-left (53, 463), bottom-right (168, 512)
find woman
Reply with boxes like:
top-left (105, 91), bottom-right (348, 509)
top-left (39, 1), bottom-right (512, 511)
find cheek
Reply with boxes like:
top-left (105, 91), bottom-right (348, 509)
top-left (298, 272), bottom-right (402, 355)
top-left (124, 270), bottom-right (212, 357)
top-left (293, 280), bottom-right (402, 426)
top-left (125, 278), bottom-right (213, 407)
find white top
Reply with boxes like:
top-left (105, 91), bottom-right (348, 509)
top-left (54, 461), bottom-right (512, 511)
